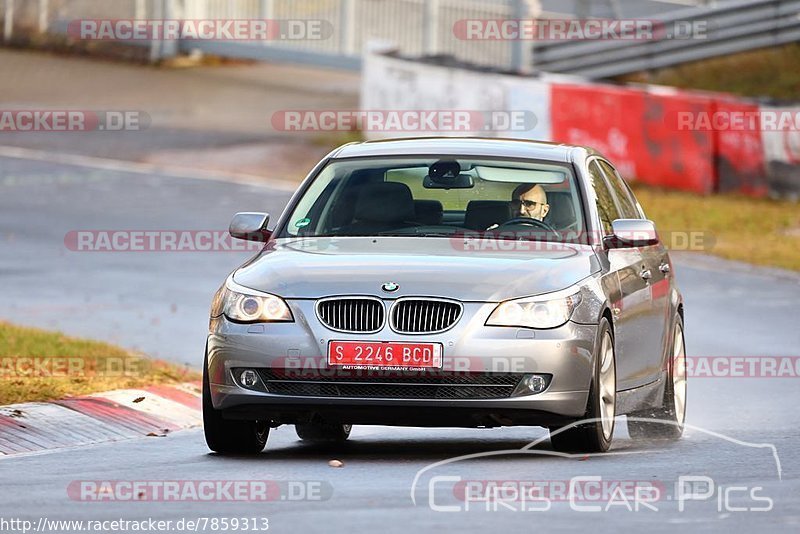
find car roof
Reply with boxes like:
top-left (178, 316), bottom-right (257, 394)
top-left (329, 137), bottom-right (600, 163)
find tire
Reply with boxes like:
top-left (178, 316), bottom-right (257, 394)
top-left (627, 315), bottom-right (687, 441)
top-left (549, 317), bottom-right (616, 453)
top-left (295, 421), bottom-right (352, 443)
top-left (203, 354), bottom-right (269, 454)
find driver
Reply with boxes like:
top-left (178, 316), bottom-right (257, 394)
top-left (486, 183), bottom-right (550, 231)
top-left (511, 183), bottom-right (549, 221)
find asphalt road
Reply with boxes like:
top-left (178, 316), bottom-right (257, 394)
top-left (1, 155), bottom-right (799, 533)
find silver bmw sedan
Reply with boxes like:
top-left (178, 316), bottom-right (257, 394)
top-left (203, 137), bottom-right (687, 454)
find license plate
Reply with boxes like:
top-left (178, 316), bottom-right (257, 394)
top-left (328, 341), bottom-right (443, 369)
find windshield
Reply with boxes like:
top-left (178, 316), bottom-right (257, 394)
top-left (278, 156), bottom-right (586, 241)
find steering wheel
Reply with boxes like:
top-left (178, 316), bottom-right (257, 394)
top-left (492, 217), bottom-right (561, 240)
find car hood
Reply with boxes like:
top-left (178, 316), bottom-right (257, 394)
top-left (233, 237), bottom-right (600, 302)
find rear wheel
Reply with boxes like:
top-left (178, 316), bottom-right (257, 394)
top-left (203, 354), bottom-right (269, 454)
top-left (549, 317), bottom-right (616, 453)
top-left (296, 421), bottom-right (352, 443)
top-left (627, 315), bottom-right (687, 441)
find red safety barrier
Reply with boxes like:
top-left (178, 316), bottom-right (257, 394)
top-left (641, 90), bottom-right (716, 194)
top-left (550, 83), bottom-right (645, 180)
top-left (712, 99), bottom-right (769, 197)
top-left (550, 83), bottom-right (716, 194)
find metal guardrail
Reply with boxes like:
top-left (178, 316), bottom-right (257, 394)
top-left (532, 0), bottom-right (800, 79)
top-left (179, 0), bottom-right (528, 71)
top-left (0, 0), bottom-right (530, 71)
top-left (4, 0), bottom-right (797, 75)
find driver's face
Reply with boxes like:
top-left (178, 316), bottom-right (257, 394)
top-left (514, 185), bottom-right (550, 220)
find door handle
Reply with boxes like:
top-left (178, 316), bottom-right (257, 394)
top-left (659, 262), bottom-right (671, 274)
top-left (640, 268), bottom-right (652, 280)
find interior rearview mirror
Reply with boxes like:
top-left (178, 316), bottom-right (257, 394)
top-left (229, 212), bottom-right (271, 242)
top-left (605, 219), bottom-right (659, 248)
top-left (423, 173), bottom-right (474, 189)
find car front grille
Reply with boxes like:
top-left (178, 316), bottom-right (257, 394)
top-left (257, 369), bottom-right (522, 400)
top-left (390, 298), bottom-right (463, 334)
top-left (316, 297), bottom-right (385, 333)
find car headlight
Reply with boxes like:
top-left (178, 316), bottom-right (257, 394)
top-left (486, 292), bottom-right (581, 329)
top-left (211, 279), bottom-right (293, 323)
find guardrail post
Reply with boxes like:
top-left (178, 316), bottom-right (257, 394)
top-left (160, 0), bottom-right (179, 59)
top-left (135, 0), bottom-right (146, 20)
top-left (259, 0), bottom-right (274, 21)
top-left (511, 0), bottom-right (536, 73)
top-left (3, 0), bottom-right (13, 42)
top-left (148, 0), bottom-right (162, 62)
top-left (38, 0), bottom-right (48, 33)
top-left (340, 0), bottom-right (357, 56)
top-left (423, 0), bottom-right (439, 56)
top-left (259, 0), bottom-right (274, 47)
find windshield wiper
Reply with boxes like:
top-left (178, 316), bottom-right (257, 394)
top-left (377, 231), bottom-right (455, 238)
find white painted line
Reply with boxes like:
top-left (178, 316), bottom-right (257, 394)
top-left (0, 145), bottom-right (299, 192)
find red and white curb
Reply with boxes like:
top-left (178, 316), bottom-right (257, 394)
top-left (0, 382), bottom-right (201, 456)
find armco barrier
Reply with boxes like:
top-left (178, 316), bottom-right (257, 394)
top-left (761, 105), bottom-right (800, 198)
top-left (713, 99), bottom-right (769, 197)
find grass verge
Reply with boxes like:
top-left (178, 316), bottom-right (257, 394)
top-left (632, 184), bottom-right (800, 272)
top-left (0, 322), bottom-right (199, 405)
top-left (618, 43), bottom-right (800, 101)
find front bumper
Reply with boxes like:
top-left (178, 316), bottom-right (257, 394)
top-left (207, 300), bottom-right (598, 427)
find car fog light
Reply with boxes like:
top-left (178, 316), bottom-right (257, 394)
top-left (239, 369), bottom-right (259, 388)
top-left (524, 374), bottom-right (548, 394)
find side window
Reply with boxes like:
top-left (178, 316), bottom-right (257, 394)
top-left (588, 161), bottom-right (619, 235)
top-left (598, 160), bottom-right (640, 219)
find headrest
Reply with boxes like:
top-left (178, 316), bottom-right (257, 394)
top-left (354, 182), bottom-right (416, 223)
top-left (464, 200), bottom-right (511, 230)
top-left (414, 200), bottom-right (444, 225)
top-left (543, 191), bottom-right (576, 229)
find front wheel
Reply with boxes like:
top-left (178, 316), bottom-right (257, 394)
top-left (549, 317), bottom-right (616, 453)
top-left (627, 315), bottom-right (687, 441)
top-left (203, 355), bottom-right (269, 454)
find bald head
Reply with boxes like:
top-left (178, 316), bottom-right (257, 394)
top-left (512, 184), bottom-right (549, 220)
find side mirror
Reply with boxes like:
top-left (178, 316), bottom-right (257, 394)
top-left (229, 212), bottom-right (272, 242)
top-left (604, 219), bottom-right (659, 249)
